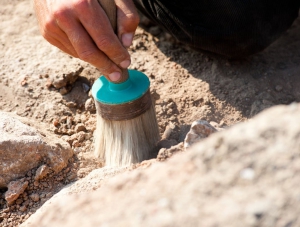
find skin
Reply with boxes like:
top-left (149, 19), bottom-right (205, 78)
top-left (33, 0), bottom-right (140, 82)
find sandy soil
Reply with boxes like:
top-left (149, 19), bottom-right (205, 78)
top-left (0, 1), bottom-right (299, 226)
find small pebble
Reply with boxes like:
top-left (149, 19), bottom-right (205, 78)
top-left (35, 165), bottom-right (49, 181)
top-left (82, 83), bottom-right (90, 93)
top-left (19, 206), bottom-right (27, 212)
top-left (66, 101), bottom-right (77, 108)
top-left (30, 194), bottom-right (40, 202)
top-left (85, 98), bottom-right (96, 112)
top-left (75, 123), bottom-right (86, 133)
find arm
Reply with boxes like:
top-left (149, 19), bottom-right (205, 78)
top-left (33, 0), bottom-right (139, 82)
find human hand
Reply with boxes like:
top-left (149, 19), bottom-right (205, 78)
top-left (33, 0), bottom-right (139, 82)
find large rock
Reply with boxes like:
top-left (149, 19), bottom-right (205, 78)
top-left (0, 112), bottom-right (73, 188)
top-left (22, 104), bottom-right (300, 227)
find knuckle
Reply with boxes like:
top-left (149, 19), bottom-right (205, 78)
top-left (72, 0), bottom-right (89, 11)
top-left (111, 53), bottom-right (127, 63)
top-left (78, 49), bottom-right (98, 62)
top-left (52, 7), bottom-right (68, 21)
top-left (43, 17), bottom-right (57, 32)
top-left (98, 62), bottom-right (114, 75)
top-left (96, 35), bottom-right (114, 49)
top-left (96, 57), bottom-right (114, 73)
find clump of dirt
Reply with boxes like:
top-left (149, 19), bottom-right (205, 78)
top-left (0, 153), bottom-right (102, 227)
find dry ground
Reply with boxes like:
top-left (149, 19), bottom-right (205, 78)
top-left (0, 1), bottom-right (299, 226)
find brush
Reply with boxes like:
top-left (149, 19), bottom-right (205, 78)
top-left (92, 0), bottom-right (160, 167)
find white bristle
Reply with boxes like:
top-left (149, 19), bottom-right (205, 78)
top-left (94, 104), bottom-right (160, 167)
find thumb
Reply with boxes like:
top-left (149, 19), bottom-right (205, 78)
top-left (115, 0), bottom-right (139, 48)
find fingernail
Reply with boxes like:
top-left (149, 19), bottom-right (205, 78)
top-left (108, 72), bottom-right (121, 81)
top-left (120, 59), bottom-right (131, 68)
top-left (122, 33), bottom-right (134, 47)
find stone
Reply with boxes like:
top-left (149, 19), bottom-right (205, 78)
top-left (75, 123), bottom-right (86, 133)
top-left (22, 104), bottom-right (300, 227)
top-left (19, 206), bottom-right (27, 212)
top-left (30, 194), bottom-right (40, 202)
top-left (34, 165), bottom-right (49, 181)
top-left (184, 120), bottom-right (217, 149)
top-left (84, 98), bottom-right (96, 112)
top-left (0, 112), bottom-right (73, 188)
top-left (4, 179), bottom-right (28, 205)
top-left (51, 67), bottom-right (83, 89)
top-left (76, 132), bottom-right (86, 143)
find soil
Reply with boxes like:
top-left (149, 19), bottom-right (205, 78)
top-left (0, 1), bottom-right (300, 226)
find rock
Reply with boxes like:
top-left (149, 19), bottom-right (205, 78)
top-left (76, 132), bottom-right (86, 143)
top-left (21, 104), bottom-right (300, 227)
top-left (84, 98), bottom-right (96, 112)
top-left (184, 120), bottom-right (217, 149)
top-left (4, 179), bottom-right (28, 205)
top-left (0, 112), bottom-right (73, 187)
top-left (75, 123), bottom-right (86, 133)
top-left (65, 101), bottom-right (77, 108)
top-left (19, 206), bottom-right (27, 212)
top-left (51, 67), bottom-right (84, 89)
top-left (34, 165), bottom-right (49, 181)
top-left (30, 194), bottom-right (40, 202)
top-left (161, 122), bottom-right (176, 140)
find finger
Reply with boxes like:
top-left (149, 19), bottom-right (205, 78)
top-left (55, 12), bottom-right (123, 81)
top-left (45, 35), bottom-right (77, 57)
top-left (72, 0), bottom-right (131, 69)
top-left (42, 16), bottom-right (79, 57)
top-left (34, 0), bottom-right (79, 58)
top-left (115, 0), bottom-right (139, 47)
top-left (49, 30), bottom-right (79, 57)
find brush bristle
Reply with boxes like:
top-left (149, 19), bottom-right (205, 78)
top-left (94, 104), bottom-right (160, 167)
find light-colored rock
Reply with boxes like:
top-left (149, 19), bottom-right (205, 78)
top-left (30, 194), bottom-right (40, 202)
top-left (184, 120), bottom-right (217, 149)
top-left (85, 98), bottom-right (96, 112)
top-left (34, 165), bottom-right (49, 181)
top-left (51, 67), bottom-right (83, 89)
top-left (4, 179), bottom-right (28, 205)
top-left (0, 112), bottom-right (73, 187)
top-left (22, 104), bottom-right (300, 227)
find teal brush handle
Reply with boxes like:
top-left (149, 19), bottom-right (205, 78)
top-left (92, 69), bottom-right (150, 105)
top-left (93, 0), bottom-right (151, 120)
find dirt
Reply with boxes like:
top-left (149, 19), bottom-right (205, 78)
top-left (0, 1), bottom-right (299, 226)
